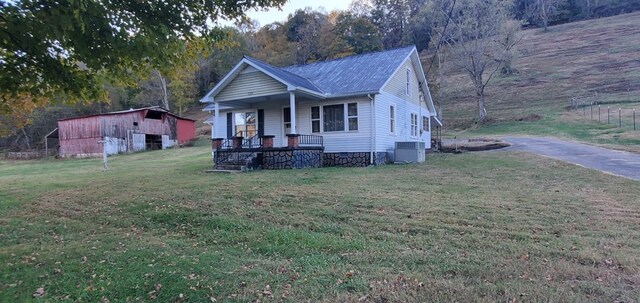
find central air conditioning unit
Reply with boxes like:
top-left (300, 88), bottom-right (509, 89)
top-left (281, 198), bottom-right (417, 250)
top-left (394, 141), bottom-right (426, 163)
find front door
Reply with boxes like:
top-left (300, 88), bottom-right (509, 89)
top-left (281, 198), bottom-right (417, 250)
top-left (282, 107), bottom-right (291, 146)
top-left (234, 111), bottom-right (257, 138)
top-left (283, 107), bottom-right (292, 134)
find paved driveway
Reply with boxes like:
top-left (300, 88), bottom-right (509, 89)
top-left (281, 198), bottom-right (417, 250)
top-left (503, 137), bottom-right (640, 181)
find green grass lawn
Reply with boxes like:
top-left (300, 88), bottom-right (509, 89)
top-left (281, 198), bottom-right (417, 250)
top-left (1, 144), bottom-right (639, 302)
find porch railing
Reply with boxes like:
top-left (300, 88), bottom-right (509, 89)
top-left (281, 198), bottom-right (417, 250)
top-left (216, 133), bottom-right (324, 149)
top-left (298, 134), bottom-right (323, 146)
top-left (217, 131), bottom-right (242, 150)
top-left (242, 134), bottom-right (261, 148)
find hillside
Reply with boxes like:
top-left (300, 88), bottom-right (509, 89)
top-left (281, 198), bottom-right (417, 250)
top-left (426, 12), bottom-right (640, 151)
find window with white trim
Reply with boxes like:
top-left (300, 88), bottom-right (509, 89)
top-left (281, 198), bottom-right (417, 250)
top-left (347, 103), bottom-right (358, 131)
top-left (410, 113), bottom-right (418, 137)
top-left (323, 104), bottom-right (344, 132)
top-left (422, 116), bottom-right (429, 132)
top-left (390, 105), bottom-right (395, 133)
top-left (311, 103), bottom-right (359, 132)
top-left (311, 106), bottom-right (320, 133)
top-left (406, 68), bottom-right (411, 96)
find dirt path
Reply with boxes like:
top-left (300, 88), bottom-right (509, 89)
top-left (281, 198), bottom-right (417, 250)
top-left (503, 137), bottom-right (640, 181)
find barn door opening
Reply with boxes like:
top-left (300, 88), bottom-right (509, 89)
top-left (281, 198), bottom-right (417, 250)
top-left (145, 134), bottom-right (162, 150)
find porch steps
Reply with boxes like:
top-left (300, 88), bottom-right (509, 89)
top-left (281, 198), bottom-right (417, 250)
top-left (205, 169), bottom-right (241, 174)
top-left (215, 159), bottom-right (253, 171)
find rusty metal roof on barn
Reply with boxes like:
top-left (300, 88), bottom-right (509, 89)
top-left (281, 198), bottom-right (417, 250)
top-left (58, 106), bottom-right (196, 122)
top-left (281, 45), bottom-right (415, 96)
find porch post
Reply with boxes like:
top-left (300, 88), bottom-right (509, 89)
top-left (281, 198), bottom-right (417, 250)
top-left (289, 91), bottom-right (297, 134)
top-left (213, 101), bottom-right (220, 138)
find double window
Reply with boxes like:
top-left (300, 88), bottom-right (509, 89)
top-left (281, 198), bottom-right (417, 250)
top-left (311, 103), bottom-right (358, 133)
top-left (410, 113), bottom-right (418, 137)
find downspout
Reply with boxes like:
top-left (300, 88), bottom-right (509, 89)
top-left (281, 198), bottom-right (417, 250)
top-left (368, 94), bottom-right (375, 165)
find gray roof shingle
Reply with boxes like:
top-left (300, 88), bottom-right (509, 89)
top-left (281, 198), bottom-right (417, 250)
top-left (248, 45), bottom-right (415, 97)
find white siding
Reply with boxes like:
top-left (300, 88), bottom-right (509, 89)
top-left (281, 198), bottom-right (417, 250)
top-left (255, 100), bottom-right (289, 146)
top-left (376, 57), bottom-right (432, 153)
top-left (382, 59), bottom-right (422, 106)
top-left (214, 97), bottom-right (372, 153)
top-left (374, 92), bottom-right (430, 153)
top-left (216, 69), bottom-right (287, 102)
top-left (297, 97), bottom-right (372, 153)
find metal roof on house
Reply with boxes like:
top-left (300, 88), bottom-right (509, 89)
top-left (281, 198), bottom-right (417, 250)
top-left (281, 45), bottom-right (415, 96)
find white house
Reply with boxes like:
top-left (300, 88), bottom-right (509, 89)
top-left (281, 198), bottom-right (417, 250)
top-left (200, 45), bottom-right (441, 169)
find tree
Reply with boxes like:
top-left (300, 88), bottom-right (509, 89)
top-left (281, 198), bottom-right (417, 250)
top-left (0, 0), bottom-right (287, 113)
top-left (331, 13), bottom-right (383, 56)
top-left (349, 0), bottom-right (374, 18)
top-left (432, 0), bottom-right (521, 121)
top-left (285, 8), bottom-right (332, 64)
top-left (253, 22), bottom-right (296, 66)
top-left (169, 68), bottom-right (197, 116)
top-left (196, 28), bottom-right (249, 96)
top-left (370, 0), bottom-right (410, 49)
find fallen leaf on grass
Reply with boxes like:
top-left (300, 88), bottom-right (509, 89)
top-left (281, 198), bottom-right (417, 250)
top-left (32, 287), bottom-right (45, 297)
top-left (262, 285), bottom-right (272, 297)
top-left (517, 253), bottom-right (529, 261)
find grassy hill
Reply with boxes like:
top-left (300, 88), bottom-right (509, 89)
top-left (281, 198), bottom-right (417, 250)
top-left (1, 141), bottom-right (639, 301)
top-left (426, 11), bottom-right (640, 151)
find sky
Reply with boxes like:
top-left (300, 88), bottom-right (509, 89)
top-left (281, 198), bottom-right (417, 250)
top-left (245, 0), bottom-right (352, 26)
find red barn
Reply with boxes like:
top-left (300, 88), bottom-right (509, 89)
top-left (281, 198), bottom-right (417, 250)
top-left (57, 107), bottom-right (195, 158)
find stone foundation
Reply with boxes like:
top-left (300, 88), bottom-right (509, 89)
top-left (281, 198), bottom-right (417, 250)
top-left (323, 152), bottom-right (388, 167)
top-left (214, 148), bottom-right (388, 170)
top-left (262, 148), bottom-right (323, 169)
top-left (374, 152), bottom-right (389, 165)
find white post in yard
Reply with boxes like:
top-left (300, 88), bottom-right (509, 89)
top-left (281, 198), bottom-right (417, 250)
top-left (214, 101), bottom-right (220, 138)
top-left (289, 91), bottom-right (297, 134)
top-left (102, 139), bottom-right (108, 170)
top-left (100, 118), bottom-right (108, 170)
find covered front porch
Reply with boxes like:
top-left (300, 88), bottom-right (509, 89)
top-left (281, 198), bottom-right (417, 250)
top-left (206, 89), bottom-right (322, 148)
top-left (210, 134), bottom-right (324, 170)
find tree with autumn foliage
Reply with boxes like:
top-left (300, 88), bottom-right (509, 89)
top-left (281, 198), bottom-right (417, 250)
top-left (0, 0), bottom-right (285, 105)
